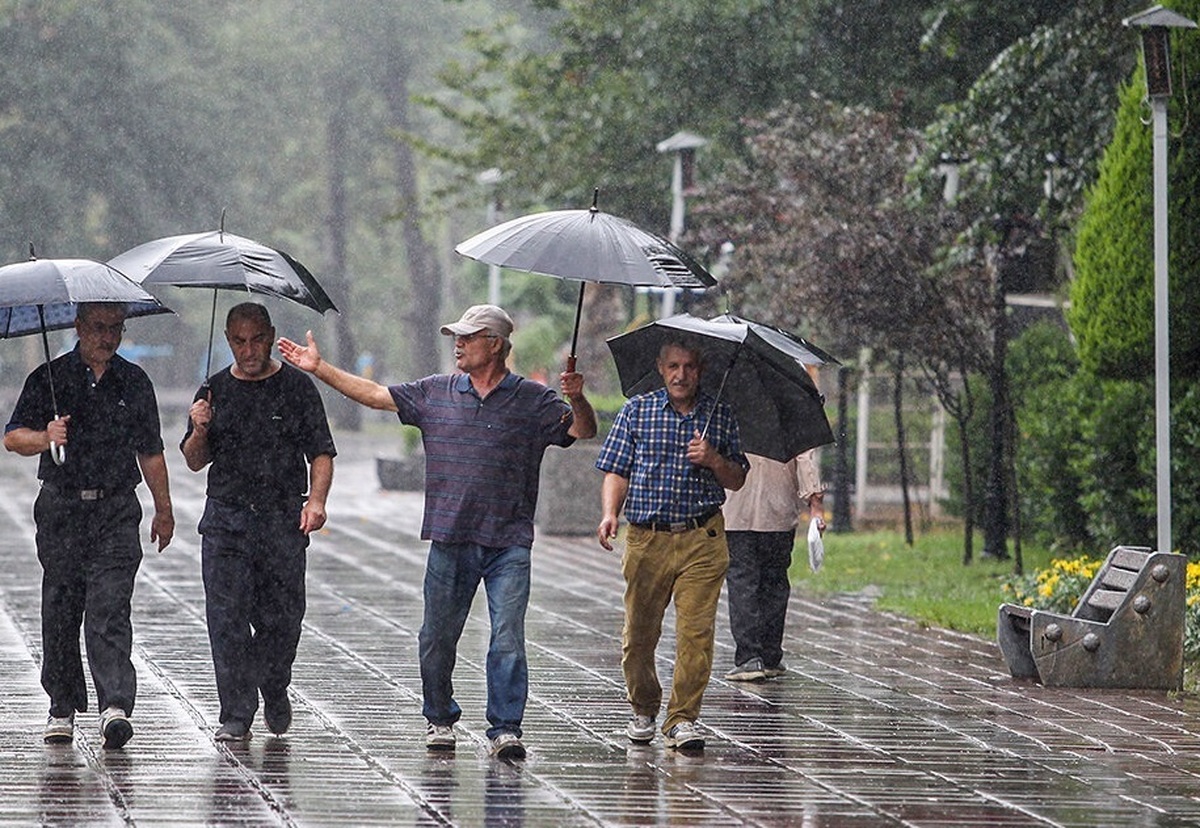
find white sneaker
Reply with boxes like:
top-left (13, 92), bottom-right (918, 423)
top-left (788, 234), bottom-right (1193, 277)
top-left (99, 706), bottom-right (133, 750)
top-left (665, 720), bottom-right (704, 751)
top-left (425, 722), bottom-right (456, 751)
top-left (626, 714), bottom-right (656, 744)
top-left (44, 713), bottom-right (74, 744)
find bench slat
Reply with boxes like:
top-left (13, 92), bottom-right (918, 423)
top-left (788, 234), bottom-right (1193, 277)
top-left (1086, 588), bottom-right (1125, 612)
top-left (1099, 568), bottom-right (1138, 590)
top-left (1110, 548), bottom-right (1151, 570)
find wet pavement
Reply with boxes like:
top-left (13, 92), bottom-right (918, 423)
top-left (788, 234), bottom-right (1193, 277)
top-left (3, 429), bottom-right (1200, 826)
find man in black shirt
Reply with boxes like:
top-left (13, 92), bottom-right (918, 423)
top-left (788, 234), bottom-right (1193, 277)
top-left (4, 302), bottom-right (174, 749)
top-left (182, 302), bottom-right (335, 742)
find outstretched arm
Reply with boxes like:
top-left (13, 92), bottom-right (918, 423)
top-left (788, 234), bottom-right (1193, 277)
top-left (278, 331), bottom-right (397, 412)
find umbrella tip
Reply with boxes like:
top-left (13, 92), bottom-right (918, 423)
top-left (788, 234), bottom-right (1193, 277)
top-left (219, 208), bottom-right (226, 241)
top-left (590, 188), bottom-right (599, 212)
top-left (27, 241), bottom-right (35, 260)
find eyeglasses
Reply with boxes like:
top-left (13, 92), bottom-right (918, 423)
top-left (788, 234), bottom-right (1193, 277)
top-left (453, 331), bottom-right (497, 344)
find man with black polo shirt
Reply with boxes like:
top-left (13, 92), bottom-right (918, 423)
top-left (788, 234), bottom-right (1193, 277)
top-left (182, 302), bottom-right (335, 743)
top-left (4, 302), bottom-right (174, 749)
top-left (278, 303), bottom-right (597, 760)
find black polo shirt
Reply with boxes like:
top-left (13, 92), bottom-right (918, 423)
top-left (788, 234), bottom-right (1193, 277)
top-left (5, 344), bottom-right (164, 491)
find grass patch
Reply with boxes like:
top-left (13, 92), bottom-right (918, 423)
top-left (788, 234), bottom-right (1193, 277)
top-left (792, 528), bottom-right (1057, 637)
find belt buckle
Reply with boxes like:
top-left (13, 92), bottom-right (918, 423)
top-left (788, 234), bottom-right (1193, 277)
top-left (668, 520), bottom-right (688, 533)
top-left (80, 489), bottom-right (102, 501)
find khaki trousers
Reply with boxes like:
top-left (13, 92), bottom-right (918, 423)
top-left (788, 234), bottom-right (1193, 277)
top-left (621, 513), bottom-right (729, 732)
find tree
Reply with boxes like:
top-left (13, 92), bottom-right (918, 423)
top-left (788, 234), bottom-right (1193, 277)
top-left (687, 97), bottom-right (972, 544)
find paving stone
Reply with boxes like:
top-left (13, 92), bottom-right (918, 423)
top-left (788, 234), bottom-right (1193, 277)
top-left (2, 427), bottom-right (1200, 825)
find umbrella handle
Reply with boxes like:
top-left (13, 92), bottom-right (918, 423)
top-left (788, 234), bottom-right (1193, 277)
top-left (49, 440), bottom-right (65, 466)
top-left (566, 355), bottom-right (577, 373)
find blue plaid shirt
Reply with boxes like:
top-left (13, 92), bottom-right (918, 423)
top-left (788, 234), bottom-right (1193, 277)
top-left (596, 388), bottom-right (748, 524)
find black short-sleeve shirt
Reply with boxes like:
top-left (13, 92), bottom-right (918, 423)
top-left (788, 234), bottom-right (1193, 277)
top-left (5, 345), bottom-right (164, 491)
top-left (182, 363), bottom-right (336, 505)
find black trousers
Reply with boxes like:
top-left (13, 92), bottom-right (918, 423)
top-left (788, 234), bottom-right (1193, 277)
top-left (199, 499), bottom-right (308, 728)
top-left (35, 488), bottom-right (143, 718)
top-left (724, 529), bottom-right (796, 668)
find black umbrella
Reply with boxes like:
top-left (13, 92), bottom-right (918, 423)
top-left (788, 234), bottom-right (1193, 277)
top-left (0, 248), bottom-right (172, 464)
top-left (454, 190), bottom-right (716, 370)
top-left (109, 216), bottom-right (336, 379)
top-left (606, 313), bottom-right (836, 461)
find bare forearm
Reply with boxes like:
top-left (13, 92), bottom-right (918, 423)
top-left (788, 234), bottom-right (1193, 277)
top-left (313, 360), bottom-right (397, 411)
top-left (181, 428), bottom-right (210, 471)
top-left (710, 454), bottom-right (747, 491)
top-left (567, 394), bottom-right (598, 439)
top-left (3, 427), bottom-right (51, 456)
top-left (308, 454), bottom-right (334, 507)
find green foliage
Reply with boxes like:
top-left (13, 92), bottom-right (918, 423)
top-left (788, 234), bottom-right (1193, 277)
top-left (1007, 323), bottom-right (1092, 551)
top-left (1070, 0), bottom-right (1200, 380)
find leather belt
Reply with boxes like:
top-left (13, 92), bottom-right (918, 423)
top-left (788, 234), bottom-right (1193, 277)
top-left (41, 483), bottom-right (122, 501)
top-left (630, 509), bottom-right (719, 534)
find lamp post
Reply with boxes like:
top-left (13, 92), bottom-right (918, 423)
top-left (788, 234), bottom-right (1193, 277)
top-left (1123, 5), bottom-right (1197, 555)
top-left (477, 167), bottom-right (504, 306)
top-left (655, 130), bottom-right (707, 317)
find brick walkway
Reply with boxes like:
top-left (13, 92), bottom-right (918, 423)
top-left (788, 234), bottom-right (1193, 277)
top-left (3, 430), bottom-right (1200, 826)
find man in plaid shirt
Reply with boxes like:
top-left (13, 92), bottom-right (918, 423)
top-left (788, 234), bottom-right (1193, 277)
top-left (596, 337), bottom-right (748, 752)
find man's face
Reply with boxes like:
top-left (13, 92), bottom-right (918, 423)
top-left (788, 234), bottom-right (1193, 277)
top-left (226, 315), bottom-right (275, 379)
top-left (656, 344), bottom-right (702, 408)
top-left (452, 329), bottom-right (498, 372)
top-left (75, 306), bottom-right (126, 366)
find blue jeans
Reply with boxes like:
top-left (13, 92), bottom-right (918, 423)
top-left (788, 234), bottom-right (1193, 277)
top-left (419, 542), bottom-right (531, 739)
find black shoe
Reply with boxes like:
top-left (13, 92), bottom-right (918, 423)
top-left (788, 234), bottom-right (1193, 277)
top-left (215, 720), bottom-right (251, 742)
top-left (264, 694), bottom-right (293, 736)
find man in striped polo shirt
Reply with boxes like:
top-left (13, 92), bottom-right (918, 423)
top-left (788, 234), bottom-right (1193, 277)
top-left (278, 304), bottom-right (596, 760)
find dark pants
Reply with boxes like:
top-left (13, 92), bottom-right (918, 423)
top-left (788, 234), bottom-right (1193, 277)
top-left (35, 488), bottom-right (143, 718)
top-left (725, 529), bottom-right (796, 668)
top-left (199, 499), bottom-right (308, 728)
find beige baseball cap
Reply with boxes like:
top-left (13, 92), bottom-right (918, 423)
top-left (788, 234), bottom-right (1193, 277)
top-left (439, 304), bottom-right (514, 339)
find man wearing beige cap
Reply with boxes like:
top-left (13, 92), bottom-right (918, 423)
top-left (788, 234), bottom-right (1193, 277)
top-left (278, 304), bottom-right (596, 760)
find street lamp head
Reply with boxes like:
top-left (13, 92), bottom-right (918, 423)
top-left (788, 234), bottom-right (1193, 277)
top-left (936, 153), bottom-right (969, 204)
top-left (1123, 5), bottom-right (1198, 99)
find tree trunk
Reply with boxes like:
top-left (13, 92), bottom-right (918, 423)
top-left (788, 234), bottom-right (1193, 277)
top-left (382, 46), bottom-right (441, 378)
top-left (324, 81), bottom-right (362, 431)
top-left (832, 365), bottom-right (852, 533)
top-left (957, 413), bottom-right (975, 564)
top-left (983, 246), bottom-right (1010, 559)
top-left (893, 356), bottom-right (913, 546)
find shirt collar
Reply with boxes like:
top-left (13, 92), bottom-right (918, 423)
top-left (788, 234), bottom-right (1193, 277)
top-left (453, 371), bottom-right (518, 395)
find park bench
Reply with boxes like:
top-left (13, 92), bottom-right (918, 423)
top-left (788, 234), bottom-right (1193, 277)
top-left (997, 545), bottom-right (1186, 690)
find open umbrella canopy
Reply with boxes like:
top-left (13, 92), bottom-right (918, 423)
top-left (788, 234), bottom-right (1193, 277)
top-left (109, 230), bottom-right (337, 313)
top-left (606, 313), bottom-right (835, 461)
top-left (0, 257), bottom-right (169, 338)
top-left (455, 191), bottom-right (717, 369)
top-left (708, 313), bottom-right (840, 366)
top-left (455, 207), bottom-right (716, 290)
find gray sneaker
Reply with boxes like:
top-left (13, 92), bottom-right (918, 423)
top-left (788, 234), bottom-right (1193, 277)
top-left (44, 713), bottom-right (74, 745)
top-left (724, 658), bottom-right (767, 682)
top-left (489, 731), bottom-right (526, 760)
top-left (99, 706), bottom-right (133, 750)
top-left (665, 720), bottom-right (705, 751)
top-left (426, 723), bottom-right (456, 751)
top-left (763, 661), bottom-right (788, 678)
top-left (626, 713), bottom-right (656, 745)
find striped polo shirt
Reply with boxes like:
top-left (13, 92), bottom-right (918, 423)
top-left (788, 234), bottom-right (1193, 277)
top-left (389, 371), bottom-right (575, 548)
